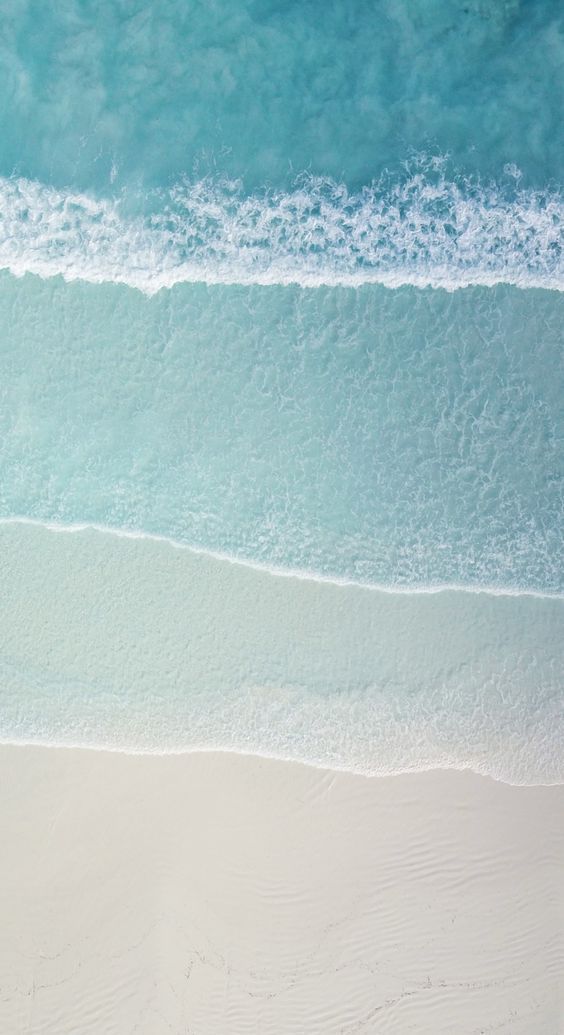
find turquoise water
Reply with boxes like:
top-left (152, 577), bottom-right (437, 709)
top-left (0, 1), bottom-right (563, 776)
top-left (0, 2), bottom-right (563, 292)
top-left (0, 273), bottom-right (563, 593)
top-left (1, 0), bottom-right (563, 192)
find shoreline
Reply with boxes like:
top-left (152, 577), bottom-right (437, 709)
top-left (2, 514), bottom-right (563, 600)
top-left (2, 520), bottom-right (563, 784)
top-left (2, 737), bottom-right (564, 789)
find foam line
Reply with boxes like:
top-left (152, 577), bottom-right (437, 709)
top-left (0, 516), bottom-right (562, 601)
top-left (1, 520), bottom-right (563, 785)
top-left (0, 168), bottom-right (563, 292)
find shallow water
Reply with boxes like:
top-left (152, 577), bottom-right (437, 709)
top-left (1, 521), bottom-right (563, 784)
top-left (1, 273), bottom-right (562, 593)
top-left (0, 1), bottom-right (562, 776)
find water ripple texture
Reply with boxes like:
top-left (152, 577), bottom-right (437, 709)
top-left (0, 273), bottom-right (562, 593)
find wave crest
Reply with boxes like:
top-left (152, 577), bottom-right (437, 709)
top-left (1, 164), bottom-right (563, 292)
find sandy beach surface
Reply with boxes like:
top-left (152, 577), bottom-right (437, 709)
top-left (0, 745), bottom-right (563, 1034)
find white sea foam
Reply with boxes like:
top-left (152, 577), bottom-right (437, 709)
top-left (0, 167), bottom-right (562, 292)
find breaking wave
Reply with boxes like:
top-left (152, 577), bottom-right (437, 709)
top-left (1, 164), bottom-right (563, 292)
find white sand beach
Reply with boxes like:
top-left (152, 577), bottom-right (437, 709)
top-left (1, 745), bottom-right (563, 1034)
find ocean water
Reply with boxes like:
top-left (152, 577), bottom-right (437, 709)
top-left (1, 273), bottom-right (563, 593)
top-left (1, 0), bottom-right (563, 193)
top-left (0, 0), bottom-right (563, 779)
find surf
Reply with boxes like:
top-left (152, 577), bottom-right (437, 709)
top-left (1, 168), bottom-right (563, 293)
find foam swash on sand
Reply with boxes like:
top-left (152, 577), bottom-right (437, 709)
top-left (1, 521), bottom-right (563, 784)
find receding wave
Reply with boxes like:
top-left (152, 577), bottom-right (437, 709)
top-left (1, 520), bottom-right (563, 785)
top-left (1, 165), bottom-right (563, 292)
top-left (1, 516), bottom-right (562, 601)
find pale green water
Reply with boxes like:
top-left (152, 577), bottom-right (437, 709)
top-left (1, 521), bottom-right (563, 783)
